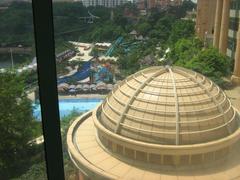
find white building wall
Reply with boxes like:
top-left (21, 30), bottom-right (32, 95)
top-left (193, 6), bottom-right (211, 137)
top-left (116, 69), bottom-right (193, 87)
top-left (82, 0), bottom-right (127, 7)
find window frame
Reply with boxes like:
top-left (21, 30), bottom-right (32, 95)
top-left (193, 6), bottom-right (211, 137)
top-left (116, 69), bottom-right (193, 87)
top-left (32, 0), bottom-right (65, 179)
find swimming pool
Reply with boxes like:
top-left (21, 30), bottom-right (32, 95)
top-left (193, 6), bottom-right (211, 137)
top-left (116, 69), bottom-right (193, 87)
top-left (33, 98), bottom-right (103, 121)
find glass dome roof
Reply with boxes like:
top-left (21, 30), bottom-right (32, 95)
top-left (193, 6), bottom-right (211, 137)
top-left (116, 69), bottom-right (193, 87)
top-left (98, 66), bottom-right (239, 145)
top-left (67, 66), bottom-right (240, 179)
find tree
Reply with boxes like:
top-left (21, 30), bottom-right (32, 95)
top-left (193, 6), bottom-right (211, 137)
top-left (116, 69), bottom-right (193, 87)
top-left (11, 110), bottom-right (80, 180)
top-left (136, 22), bottom-right (152, 36)
top-left (113, 13), bottom-right (128, 29)
top-left (60, 110), bottom-right (80, 180)
top-left (0, 72), bottom-right (39, 179)
top-left (149, 15), bottom-right (176, 43)
top-left (167, 0), bottom-right (196, 18)
top-left (118, 48), bottom-right (141, 76)
top-left (169, 38), bottom-right (231, 86)
top-left (168, 20), bottom-right (195, 43)
top-left (169, 37), bottom-right (203, 64)
top-left (184, 48), bottom-right (231, 85)
top-left (13, 162), bottom-right (47, 180)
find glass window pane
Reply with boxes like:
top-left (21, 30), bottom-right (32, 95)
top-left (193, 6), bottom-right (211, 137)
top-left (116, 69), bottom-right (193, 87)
top-left (52, 1), bottom-right (240, 180)
top-left (0, 1), bottom-right (47, 179)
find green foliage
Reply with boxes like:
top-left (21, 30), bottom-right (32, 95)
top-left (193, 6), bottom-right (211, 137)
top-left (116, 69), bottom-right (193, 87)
top-left (0, 2), bottom-right (34, 46)
top-left (170, 38), bottom-right (231, 86)
top-left (113, 11), bottom-right (128, 29)
top-left (61, 110), bottom-right (81, 179)
top-left (0, 54), bottom-right (33, 66)
top-left (168, 20), bottom-right (195, 43)
top-left (0, 72), bottom-right (41, 178)
top-left (118, 50), bottom-right (140, 75)
top-left (150, 15), bottom-right (176, 43)
top-left (13, 162), bottom-right (47, 180)
top-left (184, 48), bottom-right (231, 81)
top-left (11, 110), bottom-right (81, 180)
top-left (0, 1), bottom-right (195, 68)
top-left (167, 0), bottom-right (196, 18)
top-left (136, 22), bottom-right (152, 36)
top-left (89, 23), bottom-right (124, 42)
top-left (169, 37), bottom-right (203, 64)
top-left (61, 109), bottom-right (80, 131)
top-left (20, 70), bottom-right (38, 86)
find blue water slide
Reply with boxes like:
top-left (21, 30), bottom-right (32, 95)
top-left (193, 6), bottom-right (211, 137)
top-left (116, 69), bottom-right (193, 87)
top-left (58, 61), bottom-right (91, 84)
top-left (105, 36), bottom-right (124, 56)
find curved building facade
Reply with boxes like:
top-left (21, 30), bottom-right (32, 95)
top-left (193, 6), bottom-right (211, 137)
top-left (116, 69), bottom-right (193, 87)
top-left (67, 66), bottom-right (240, 180)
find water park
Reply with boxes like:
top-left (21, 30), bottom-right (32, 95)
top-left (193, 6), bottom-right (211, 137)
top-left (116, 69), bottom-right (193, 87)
top-left (55, 39), bottom-right (121, 94)
top-left (55, 36), bottom-right (141, 95)
top-left (26, 35), bottom-right (144, 120)
top-left (3, 33), bottom-right (143, 98)
top-left (57, 60), bottom-right (116, 95)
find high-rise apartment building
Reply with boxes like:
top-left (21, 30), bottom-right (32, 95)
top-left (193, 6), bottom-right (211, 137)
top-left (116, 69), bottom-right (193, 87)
top-left (229, 0), bottom-right (240, 83)
top-left (227, 1), bottom-right (240, 59)
top-left (156, 0), bottom-right (182, 8)
top-left (136, 0), bottom-right (182, 10)
top-left (147, 0), bottom-right (156, 9)
top-left (156, 0), bottom-right (170, 7)
top-left (81, 0), bottom-right (127, 7)
top-left (195, 0), bottom-right (217, 40)
top-left (196, 0), bottom-right (240, 84)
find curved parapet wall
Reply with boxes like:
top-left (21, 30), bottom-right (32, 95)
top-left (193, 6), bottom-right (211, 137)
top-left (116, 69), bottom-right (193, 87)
top-left (67, 111), bottom-right (117, 179)
top-left (94, 106), bottom-right (240, 166)
top-left (94, 66), bottom-right (240, 166)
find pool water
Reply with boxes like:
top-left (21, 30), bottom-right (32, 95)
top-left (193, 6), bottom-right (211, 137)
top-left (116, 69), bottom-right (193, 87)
top-left (33, 98), bottom-right (103, 121)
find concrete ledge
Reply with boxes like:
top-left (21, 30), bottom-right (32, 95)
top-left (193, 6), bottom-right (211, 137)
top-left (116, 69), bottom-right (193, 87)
top-left (231, 75), bottom-right (240, 85)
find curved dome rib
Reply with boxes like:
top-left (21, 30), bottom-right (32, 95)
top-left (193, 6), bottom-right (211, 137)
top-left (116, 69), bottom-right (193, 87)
top-left (99, 66), bottom-right (239, 145)
top-left (168, 67), bottom-right (180, 145)
top-left (114, 68), bottom-right (167, 134)
top-left (175, 68), bottom-right (232, 134)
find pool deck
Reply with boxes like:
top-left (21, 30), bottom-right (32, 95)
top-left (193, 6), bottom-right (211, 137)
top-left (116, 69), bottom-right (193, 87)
top-left (27, 92), bottom-right (106, 101)
top-left (224, 85), bottom-right (240, 112)
top-left (59, 94), bottom-right (106, 99)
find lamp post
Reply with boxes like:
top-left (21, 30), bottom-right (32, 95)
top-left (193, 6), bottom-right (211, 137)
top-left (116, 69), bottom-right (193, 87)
top-left (10, 48), bottom-right (14, 70)
top-left (204, 31), bottom-right (208, 48)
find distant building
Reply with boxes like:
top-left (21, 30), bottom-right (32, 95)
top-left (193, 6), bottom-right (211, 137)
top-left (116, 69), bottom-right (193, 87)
top-left (196, 0), bottom-right (240, 84)
top-left (156, 0), bottom-right (182, 8)
top-left (226, 1), bottom-right (240, 60)
top-left (81, 0), bottom-right (128, 7)
top-left (195, 0), bottom-right (217, 41)
top-left (123, 7), bottom-right (137, 18)
top-left (136, 0), bottom-right (146, 10)
top-left (156, 0), bottom-right (170, 7)
top-left (147, 0), bottom-right (156, 9)
top-left (136, 0), bottom-right (182, 10)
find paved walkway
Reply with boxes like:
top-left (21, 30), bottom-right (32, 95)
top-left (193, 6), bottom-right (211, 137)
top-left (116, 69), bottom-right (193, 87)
top-left (224, 85), bottom-right (240, 112)
top-left (59, 94), bottom-right (106, 99)
top-left (27, 92), bottom-right (106, 101)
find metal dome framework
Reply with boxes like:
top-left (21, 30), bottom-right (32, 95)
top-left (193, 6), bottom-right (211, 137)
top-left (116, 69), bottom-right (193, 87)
top-left (98, 66), bottom-right (239, 144)
top-left (93, 66), bottom-right (240, 166)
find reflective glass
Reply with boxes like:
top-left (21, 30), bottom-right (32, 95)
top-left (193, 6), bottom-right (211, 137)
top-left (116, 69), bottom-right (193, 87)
top-left (0, 1), bottom-right (47, 179)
